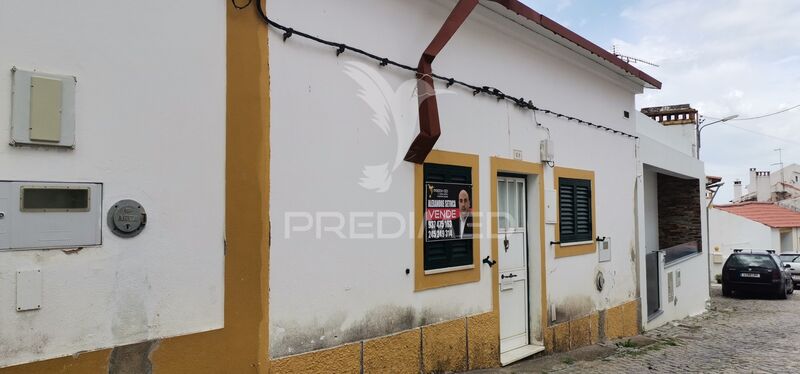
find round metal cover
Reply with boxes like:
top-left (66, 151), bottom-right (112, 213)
top-left (596, 271), bottom-right (605, 292)
top-left (107, 200), bottom-right (146, 238)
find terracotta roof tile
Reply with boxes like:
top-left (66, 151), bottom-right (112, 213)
top-left (715, 202), bottom-right (800, 228)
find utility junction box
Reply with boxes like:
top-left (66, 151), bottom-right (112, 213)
top-left (0, 181), bottom-right (102, 250)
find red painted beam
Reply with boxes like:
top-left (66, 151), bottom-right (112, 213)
top-left (404, 0), bottom-right (480, 164)
top-left (404, 0), bottom-right (661, 164)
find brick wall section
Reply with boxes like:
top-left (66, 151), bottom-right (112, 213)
top-left (657, 173), bottom-right (702, 250)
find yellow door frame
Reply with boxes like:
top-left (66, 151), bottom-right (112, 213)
top-left (489, 157), bottom-right (547, 345)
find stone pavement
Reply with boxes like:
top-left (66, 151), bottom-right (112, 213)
top-left (474, 284), bottom-right (800, 373)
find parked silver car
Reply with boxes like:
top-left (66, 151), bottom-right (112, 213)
top-left (780, 253), bottom-right (800, 288)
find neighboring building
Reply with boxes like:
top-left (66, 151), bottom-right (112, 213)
top-left (640, 104), bottom-right (699, 157)
top-left (0, 1), bottom-right (225, 370)
top-left (3, 1), bottom-right (714, 373)
top-left (734, 164), bottom-right (800, 203)
top-left (635, 106), bottom-right (709, 330)
top-left (709, 202), bottom-right (800, 278)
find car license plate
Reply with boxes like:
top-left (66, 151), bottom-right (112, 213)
top-left (741, 273), bottom-right (760, 278)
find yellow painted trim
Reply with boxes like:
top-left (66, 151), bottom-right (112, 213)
top-left (271, 343), bottom-right (362, 374)
top-left (553, 166), bottom-right (597, 258)
top-left (414, 150), bottom-right (481, 291)
top-left (467, 312), bottom-right (500, 369)
top-left (0, 350), bottom-right (109, 373)
top-left (363, 329), bottom-right (421, 374)
top-left (488, 158), bottom-right (548, 342)
top-left (422, 319), bottom-right (468, 373)
top-left (153, 2), bottom-right (271, 373)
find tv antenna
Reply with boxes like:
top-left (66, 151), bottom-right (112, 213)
top-left (773, 148), bottom-right (785, 191)
top-left (612, 45), bottom-right (659, 67)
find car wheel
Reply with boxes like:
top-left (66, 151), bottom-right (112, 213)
top-left (722, 284), bottom-right (732, 297)
top-left (779, 285), bottom-right (788, 299)
top-left (790, 285), bottom-right (795, 295)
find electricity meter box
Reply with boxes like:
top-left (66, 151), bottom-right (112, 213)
top-left (0, 181), bottom-right (102, 250)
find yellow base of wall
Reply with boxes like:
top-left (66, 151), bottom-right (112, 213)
top-left (269, 312), bottom-right (498, 374)
top-left (544, 299), bottom-right (640, 353)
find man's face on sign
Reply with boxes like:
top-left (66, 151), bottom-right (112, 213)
top-left (458, 190), bottom-right (471, 214)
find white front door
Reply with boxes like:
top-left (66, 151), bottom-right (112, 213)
top-left (497, 176), bottom-right (529, 353)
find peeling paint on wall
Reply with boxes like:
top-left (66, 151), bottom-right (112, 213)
top-left (108, 340), bottom-right (158, 374)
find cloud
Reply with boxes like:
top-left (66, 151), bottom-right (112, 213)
top-left (614, 0), bottom-right (800, 201)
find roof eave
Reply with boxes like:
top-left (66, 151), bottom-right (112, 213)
top-left (480, 0), bottom-right (662, 89)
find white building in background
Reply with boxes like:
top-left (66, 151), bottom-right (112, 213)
top-left (709, 202), bottom-right (800, 278)
top-left (733, 164), bottom-right (800, 203)
top-left (636, 106), bottom-right (709, 330)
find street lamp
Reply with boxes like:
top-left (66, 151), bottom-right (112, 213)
top-left (696, 114), bottom-right (739, 158)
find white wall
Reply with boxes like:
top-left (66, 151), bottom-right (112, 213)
top-left (0, 2), bottom-right (225, 367)
top-left (636, 120), bottom-right (709, 331)
top-left (268, 0), bottom-right (644, 357)
top-left (770, 164), bottom-right (800, 186)
top-left (634, 113), bottom-right (695, 158)
top-left (644, 250), bottom-right (709, 330)
top-left (708, 208), bottom-right (777, 277)
top-left (643, 168), bottom-right (660, 253)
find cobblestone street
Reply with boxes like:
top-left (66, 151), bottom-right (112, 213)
top-left (494, 284), bottom-right (800, 373)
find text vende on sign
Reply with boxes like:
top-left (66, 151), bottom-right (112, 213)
top-left (425, 208), bottom-right (460, 221)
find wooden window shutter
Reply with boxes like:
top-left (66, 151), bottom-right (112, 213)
top-left (559, 178), bottom-right (592, 243)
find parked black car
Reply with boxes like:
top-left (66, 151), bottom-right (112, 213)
top-left (722, 249), bottom-right (793, 299)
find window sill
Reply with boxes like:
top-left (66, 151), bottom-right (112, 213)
top-left (559, 240), bottom-right (594, 247)
top-left (555, 241), bottom-right (596, 258)
top-left (424, 264), bottom-right (475, 275)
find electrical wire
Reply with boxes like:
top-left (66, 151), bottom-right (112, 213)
top-left (243, 1), bottom-right (639, 140)
top-left (724, 123), bottom-right (800, 147)
top-left (733, 104), bottom-right (800, 121)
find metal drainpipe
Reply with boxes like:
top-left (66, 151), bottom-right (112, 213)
top-left (403, 0), bottom-right (479, 163)
top-left (404, 0), bottom-right (661, 163)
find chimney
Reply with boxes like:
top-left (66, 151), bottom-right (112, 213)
top-left (757, 171), bottom-right (771, 202)
top-left (733, 180), bottom-right (742, 201)
top-left (747, 168), bottom-right (757, 192)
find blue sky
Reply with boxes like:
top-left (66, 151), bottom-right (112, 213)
top-left (521, 0), bottom-right (800, 202)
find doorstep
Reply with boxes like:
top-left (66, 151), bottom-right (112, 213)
top-left (500, 344), bottom-right (546, 366)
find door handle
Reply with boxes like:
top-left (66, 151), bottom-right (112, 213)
top-left (501, 273), bottom-right (518, 279)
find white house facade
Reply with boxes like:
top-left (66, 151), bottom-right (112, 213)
top-left (268, 0), bottom-right (656, 370)
top-left (635, 109), bottom-right (709, 330)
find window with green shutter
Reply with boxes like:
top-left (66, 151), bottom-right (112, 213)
top-left (559, 178), bottom-right (592, 243)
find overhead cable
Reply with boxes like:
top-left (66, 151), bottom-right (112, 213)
top-left (242, 0), bottom-right (639, 140)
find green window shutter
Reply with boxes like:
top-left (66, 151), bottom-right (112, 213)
top-left (559, 178), bottom-right (592, 243)
top-left (423, 163), bottom-right (472, 270)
